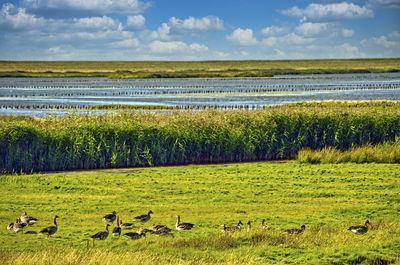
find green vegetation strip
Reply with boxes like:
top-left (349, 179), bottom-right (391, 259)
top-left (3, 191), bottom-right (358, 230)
top-left (1, 101), bottom-right (400, 173)
top-left (0, 162), bottom-right (399, 264)
top-left (1, 58), bottom-right (399, 78)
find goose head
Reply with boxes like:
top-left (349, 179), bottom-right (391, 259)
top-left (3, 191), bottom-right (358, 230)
top-left (237, 221), bottom-right (243, 226)
top-left (148, 210), bottom-right (153, 215)
top-left (301, 225), bottom-right (306, 230)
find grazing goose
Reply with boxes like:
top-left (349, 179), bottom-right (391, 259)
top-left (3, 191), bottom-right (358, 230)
top-left (151, 226), bottom-right (173, 236)
top-left (39, 215), bottom-right (59, 237)
top-left (150, 224), bottom-right (172, 232)
top-left (247, 221), bottom-right (252, 232)
top-left (134, 210), bottom-right (153, 223)
top-left (284, 225), bottom-right (306, 235)
top-left (258, 219), bottom-right (270, 230)
top-left (91, 224), bottom-right (110, 247)
top-left (123, 232), bottom-right (145, 239)
top-left (13, 218), bottom-right (27, 233)
top-left (227, 221), bottom-right (243, 232)
top-left (348, 220), bottom-right (369, 234)
top-left (102, 211), bottom-right (117, 223)
top-left (20, 212), bottom-right (37, 225)
top-left (120, 219), bottom-right (134, 228)
top-left (175, 215), bottom-right (194, 230)
top-left (7, 222), bottom-right (14, 230)
top-left (137, 228), bottom-right (152, 235)
top-left (112, 216), bottom-right (121, 237)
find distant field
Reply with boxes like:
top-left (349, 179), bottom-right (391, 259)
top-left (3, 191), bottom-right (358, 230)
top-left (0, 162), bottom-right (399, 264)
top-left (0, 58), bottom-right (399, 78)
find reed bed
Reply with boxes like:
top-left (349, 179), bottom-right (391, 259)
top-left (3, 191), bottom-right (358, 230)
top-left (1, 102), bottom-right (400, 172)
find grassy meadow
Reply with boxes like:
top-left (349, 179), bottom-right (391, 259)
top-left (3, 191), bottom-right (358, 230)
top-left (1, 58), bottom-right (399, 78)
top-left (1, 161), bottom-right (400, 264)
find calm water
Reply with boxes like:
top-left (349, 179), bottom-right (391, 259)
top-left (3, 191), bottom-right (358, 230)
top-left (1, 73), bottom-right (399, 116)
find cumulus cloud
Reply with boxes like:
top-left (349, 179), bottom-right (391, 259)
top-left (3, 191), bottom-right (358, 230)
top-left (73, 16), bottom-right (119, 31)
top-left (261, 25), bottom-right (288, 36)
top-left (150, 23), bottom-right (171, 40)
top-left (366, 0), bottom-right (400, 9)
top-left (125, 15), bottom-right (145, 30)
top-left (0, 3), bottom-right (45, 31)
top-left (295, 22), bottom-right (354, 38)
top-left (149, 40), bottom-right (208, 54)
top-left (361, 33), bottom-right (399, 48)
top-left (22, 0), bottom-right (151, 17)
top-left (281, 2), bottom-right (374, 22)
top-left (227, 28), bottom-right (258, 46)
top-left (110, 38), bottom-right (140, 48)
top-left (168, 16), bottom-right (224, 31)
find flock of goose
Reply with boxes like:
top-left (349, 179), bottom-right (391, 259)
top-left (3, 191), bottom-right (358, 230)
top-left (7, 211), bottom-right (374, 246)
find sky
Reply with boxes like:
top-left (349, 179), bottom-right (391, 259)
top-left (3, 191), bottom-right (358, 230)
top-left (0, 0), bottom-right (399, 60)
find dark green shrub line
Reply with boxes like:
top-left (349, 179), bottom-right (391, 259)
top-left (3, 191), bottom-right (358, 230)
top-left (1, 104), bottom-right (400, 172)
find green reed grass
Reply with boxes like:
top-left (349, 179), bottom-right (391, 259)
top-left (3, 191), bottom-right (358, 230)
top-left (1, 102), bottom-right (400, 172)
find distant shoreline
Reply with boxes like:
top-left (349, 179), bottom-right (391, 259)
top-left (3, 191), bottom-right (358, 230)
top-left (1, 58), bottom-right (399, 79)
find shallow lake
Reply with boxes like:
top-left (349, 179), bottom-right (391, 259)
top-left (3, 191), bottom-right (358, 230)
top-left (0, 72), bottom-right (399, 116)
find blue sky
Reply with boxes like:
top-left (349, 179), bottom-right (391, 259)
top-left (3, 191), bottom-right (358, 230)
top-left (0, 0), bottom-right (399, 60)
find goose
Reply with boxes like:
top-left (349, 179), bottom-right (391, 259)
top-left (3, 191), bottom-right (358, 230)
top-left (365, 220), bottom-right (379, 230)
top-left (123, 232), bottom-right (145, 239)
top-left (13, 218), bottom-right (27, 233)
top-left (136, 227), bottom-right (152, 235)
top-left (20, 212), bottom-right (37, 225)
top-left (120, 219), bottom-right (134, 228)
top-left (91, 224), bottom-right (110, 246)
top-left (134, 210), bottom-right (153, 223)
top-left (151, 226), bottom-right (173, 236)
top-left (7, 222), bottom-right (14, 230)
top-left (223, 221), bottom-right (243, 233)
top-left (247, 221), bottom-right (251, 232)
top-left (175, 215), bottom-right (194, 230)
top-left (39, 215), bottom-right (59, 237)
top-left (150, 224), bottom-right (172, 232)
top-left (258, 219), bottom-right (270, 230)
top-left (102, 211), bottom-right (117, 223)
top-left (284, 225), bottom-right (305, 235)
top-left (112, 216), bottom-right (121, 237)
top-left (348, 220), bottom-right (369, 234)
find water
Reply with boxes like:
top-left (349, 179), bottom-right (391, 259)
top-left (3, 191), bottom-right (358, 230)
top-left (0, 72), bottom-right (399, 117)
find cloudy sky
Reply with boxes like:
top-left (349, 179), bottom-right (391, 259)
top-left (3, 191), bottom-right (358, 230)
top-left (0, 0), bottom-right (399, 60)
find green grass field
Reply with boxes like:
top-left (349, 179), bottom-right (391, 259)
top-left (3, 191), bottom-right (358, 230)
top-left (1, 58), bottom-right (399, 78)
top-left (1, 161), bottom-right (399, 264)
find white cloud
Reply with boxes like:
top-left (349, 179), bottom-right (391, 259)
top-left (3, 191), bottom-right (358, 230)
top-left (73, 16), bottom-right (118, 30)
top-left (261, 25), bottom-right (288, 36)
top-left (149, 40), bottom-right (208, 54)
top-left (227, 28), bottom-right (258, 46)
top-left (281, 2), bottom-right (374, 22)
top-left (22, 0), bottom-right (151, 16)
top-left (110, 38), bottom-right (140, 48)
top-left (262, 37), bottom-right (278, 47)
top-left (389, 31), bottom-right (400, 39)
top-left (281, 33), bottom-right (314, 45)
top-left (366, 0), bottom-right (400, 9)
top-left (150, 23), bottom-right (171, 40)
top-left (295, 22), bottom-right (329, 36)
top-left (0, 3), bottom-right (45, 31)
top-left (361, 35), bottom-right (399, 48)
top-left (126, 15), bottom-right (145, 30)
top-left (342, 28), bottom-right (354, 38)
top-left (169, 16), bottom-right (224, 31)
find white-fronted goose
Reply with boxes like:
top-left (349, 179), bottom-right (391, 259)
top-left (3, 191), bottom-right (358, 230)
top-left (175, 215), bottom-right (194, 230)
top-left (13, 218), bottom-right (27, 233)
top-left (258, 219), bottom-right (270, 230)
top-left (123, 232), bottom-right (145, 239)
top-left (91, 224), bottom-right (110, 246)
top-left (151, 226), bottom-right (173, 236)
top-left (348, 220), bottom-right (369, 234)
top-left (102, 211), bottom-right (117, 223)
top-left (112, 216), bottom-right (121, 237)
top-left (20, 212), bottom-right (37, 225)
top-left (120, 219), bottom-right (134, 228)
top-left (284, 225), bottom-right (305, 235)
top-left (134, 210), bottom-right (153, 222)
top-left (39, 215), bottom-right (59, 237)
